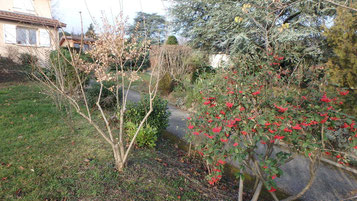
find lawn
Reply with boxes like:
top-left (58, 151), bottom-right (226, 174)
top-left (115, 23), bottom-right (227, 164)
top-left (0, 82), bottom-right (246, 200)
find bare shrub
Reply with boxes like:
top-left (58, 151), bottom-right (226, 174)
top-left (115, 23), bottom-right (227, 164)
top-left (150, 45), bottom-right (192, 82)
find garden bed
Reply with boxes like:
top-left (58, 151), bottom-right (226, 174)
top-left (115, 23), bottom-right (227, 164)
top-left (0, 82), bottom-right (268, 200)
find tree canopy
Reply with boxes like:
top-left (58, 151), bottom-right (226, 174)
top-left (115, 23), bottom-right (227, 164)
top-left (129, 12), bottom-right (167, 45)
top-left (168, 0), bottom-right (347, 65)
top-left (85, 23), bottom-right (97, 39)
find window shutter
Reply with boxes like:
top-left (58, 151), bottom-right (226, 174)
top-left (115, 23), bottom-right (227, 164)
top-left (4, 24), bottom-right (16, 44)
top-left (39, 29), bottom-right (50, 47)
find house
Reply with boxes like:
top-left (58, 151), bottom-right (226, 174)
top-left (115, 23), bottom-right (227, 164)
top-left (209, 53), bottom-right (230, 68)
top-left (0, 0), bottom-right (66, 65)
top-left (59, 35), bottom-right (95, 52)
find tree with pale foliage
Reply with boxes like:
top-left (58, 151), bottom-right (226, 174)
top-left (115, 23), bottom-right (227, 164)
top-left (34, 16), bottom-right (165, 171)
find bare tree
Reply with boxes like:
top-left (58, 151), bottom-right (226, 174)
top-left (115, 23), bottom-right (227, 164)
top-left (150, 45), bottom-right (192, 82)
top-left (33, 15), bottom-right (164, 171)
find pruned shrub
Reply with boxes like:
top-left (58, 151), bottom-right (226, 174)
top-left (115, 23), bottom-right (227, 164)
top-left (166, 35), bottom-right (178, 45)
top-left (158, 72), bottom-right (174, 95)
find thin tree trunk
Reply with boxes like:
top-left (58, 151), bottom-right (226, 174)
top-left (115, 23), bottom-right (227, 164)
top-left (112, 144), bottom-right (124, 171)
top-left (251, 181), bottom-right (263, 201)
top-left (281, 158), bottom-right (318, 201)
top-left (238, 176), bottom-right (244, 201)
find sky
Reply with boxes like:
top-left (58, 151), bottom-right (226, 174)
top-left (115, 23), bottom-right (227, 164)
top-left (51, 0), bottom-right (169, 34)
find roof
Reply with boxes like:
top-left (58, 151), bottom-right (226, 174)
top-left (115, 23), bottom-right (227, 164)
top-left (0, 10), bottom-right (66, 28)
top-left (59, 36), bottom-right (96, 46)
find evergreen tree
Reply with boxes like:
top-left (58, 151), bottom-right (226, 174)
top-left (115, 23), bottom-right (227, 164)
top-left (85, 23), bottom-right (96, 39)
top-left (129, 12), bottom-right (167, 45)
top-left (168, 0), bottom-right (344, 65)
top-left (166, 35), bottom-right (178, 45)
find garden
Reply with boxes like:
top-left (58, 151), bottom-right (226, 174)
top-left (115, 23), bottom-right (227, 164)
top-left (1, 1), bottom-right (357, 201)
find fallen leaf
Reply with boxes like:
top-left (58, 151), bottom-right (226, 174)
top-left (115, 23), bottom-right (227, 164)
top-left (1, 177), bottom-right (7, 180)
top-left (19, 166), bottom-right (24, 170)
top-left (155, 158), bottom-right (162, 162)
top-left (15, 189), bottom-right (22, 196)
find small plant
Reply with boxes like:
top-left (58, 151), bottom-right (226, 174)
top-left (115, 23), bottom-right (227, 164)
top-left (125, 121), bottom-right (158, 148)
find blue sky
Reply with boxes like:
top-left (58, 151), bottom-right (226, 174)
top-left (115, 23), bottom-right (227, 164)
top-left (51, 0), bottom-right (168, 33)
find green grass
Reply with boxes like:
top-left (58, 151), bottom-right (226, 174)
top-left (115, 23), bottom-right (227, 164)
top-left (0, 82), bottom-right (241, 200)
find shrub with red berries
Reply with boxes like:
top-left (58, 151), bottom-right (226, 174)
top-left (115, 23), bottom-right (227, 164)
top-left (186, 52), bottom-right (356, 200)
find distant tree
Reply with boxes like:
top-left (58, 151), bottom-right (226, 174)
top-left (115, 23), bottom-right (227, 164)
top-left (85, 23), bottom-right (97, 39)
top-left (59, 31), bottom-right (71, 39)
top-left (166, 35), bottom-right (178, 45)
top-left (129, 12), bottom-right (167, 45)
top-left (168, 0), bottom-right (343, 65)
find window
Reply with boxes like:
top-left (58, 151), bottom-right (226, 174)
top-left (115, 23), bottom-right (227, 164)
top-left (73, 43), bottom-right (80, 49)
top-left (83, 44), bottom-right (90, 51)
top-left (16, 27), bottom-right (37, 45)
top-left (13, 0), bottom-right (35, 13)
top-left (4, 24), bottom-right (16, 44)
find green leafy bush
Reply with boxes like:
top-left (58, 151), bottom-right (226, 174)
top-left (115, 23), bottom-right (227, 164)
top-left (125, 95), bottom-right (170, 132)
top-left (125, 122), bottom-right (158, 148)
top-left (48, 48), bottom-right (91, 90)
top-left (85, 81), bottom-right (119, 108)
top-left (191, 66), bottom-right (215, 83)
